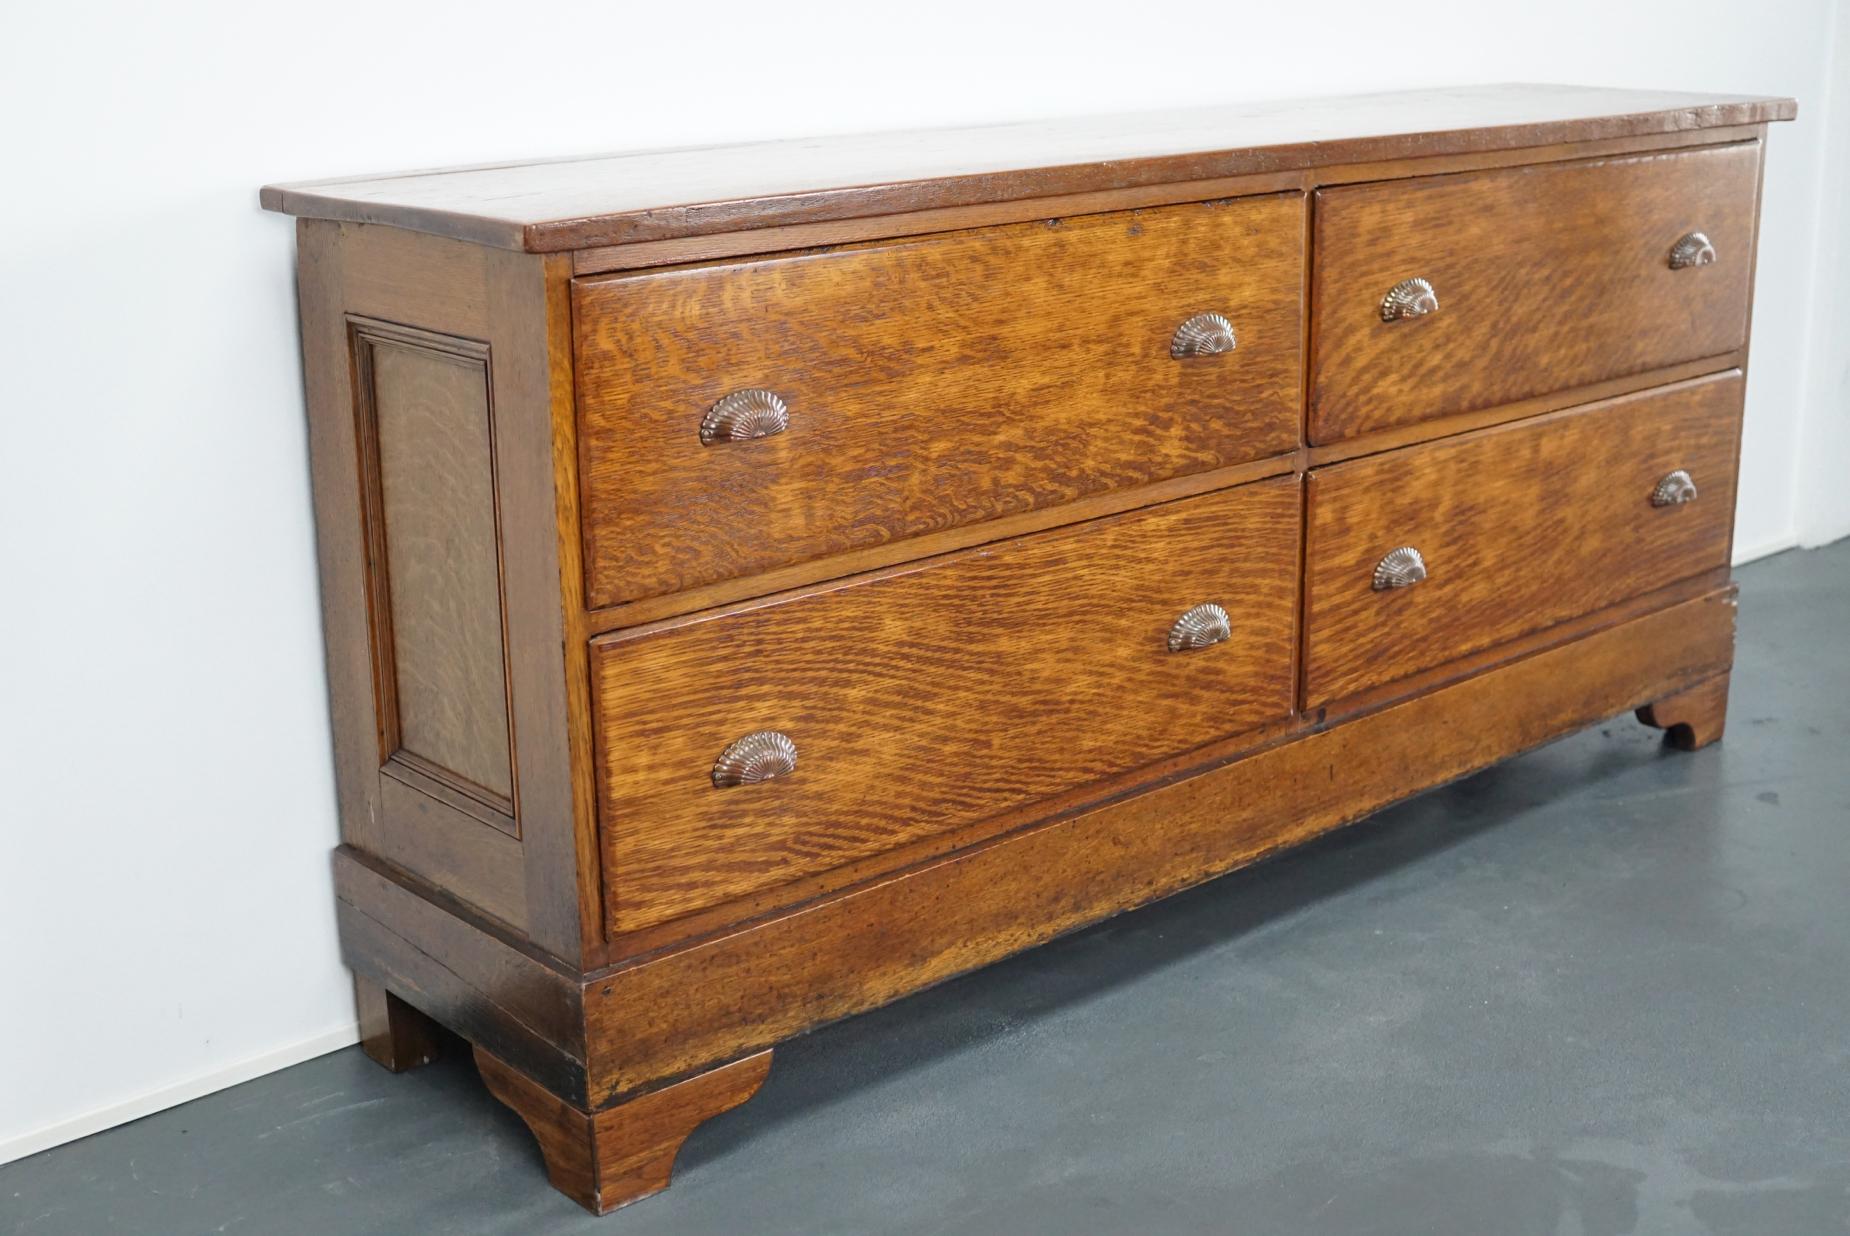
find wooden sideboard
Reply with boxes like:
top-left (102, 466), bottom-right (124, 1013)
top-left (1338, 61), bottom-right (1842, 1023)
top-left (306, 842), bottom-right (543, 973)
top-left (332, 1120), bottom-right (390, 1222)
top-left (263, 83), bottom-right (1795, 1214)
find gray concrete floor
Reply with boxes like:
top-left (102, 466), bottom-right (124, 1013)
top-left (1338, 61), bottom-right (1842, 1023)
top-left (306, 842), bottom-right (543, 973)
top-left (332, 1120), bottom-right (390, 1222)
top-left (7, 542), bottom-right (1849, 1236)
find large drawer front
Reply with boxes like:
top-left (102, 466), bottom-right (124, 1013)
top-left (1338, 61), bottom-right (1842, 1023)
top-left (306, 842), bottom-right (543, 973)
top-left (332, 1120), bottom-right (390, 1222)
top-left (1302, 373), bottom-right (1742, 707)
top-left (1310, 143), bottom-right (1759, 443)
top-left (574, 195), bottom-right (1305, 609)
top-left (593, 478), bottom-right (1302, 932)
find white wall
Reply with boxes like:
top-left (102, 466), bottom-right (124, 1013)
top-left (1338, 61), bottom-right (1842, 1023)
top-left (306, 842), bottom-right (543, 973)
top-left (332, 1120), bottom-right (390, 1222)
top-left (2, 0), bottom-right (1844, 1164)
top-left (1796, 1), bottom-right (1850, 549)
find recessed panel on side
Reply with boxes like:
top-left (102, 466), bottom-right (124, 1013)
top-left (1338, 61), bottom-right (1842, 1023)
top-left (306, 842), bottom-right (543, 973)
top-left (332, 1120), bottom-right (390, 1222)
top-left (352, 319), bottom-right (516, 827)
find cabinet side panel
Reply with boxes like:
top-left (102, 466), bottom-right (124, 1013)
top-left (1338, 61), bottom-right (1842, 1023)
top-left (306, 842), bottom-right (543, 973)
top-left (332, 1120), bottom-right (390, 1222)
top-left (296, 220), bottom-right (531, 934)
top-left (355, 322), bottom-right (516, 818)
top-left (300, 224), bottom-right (593, 960)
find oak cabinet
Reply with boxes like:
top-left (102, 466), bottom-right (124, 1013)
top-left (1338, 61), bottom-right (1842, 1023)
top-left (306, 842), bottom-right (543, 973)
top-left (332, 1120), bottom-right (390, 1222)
top-left (264, 82), bottom-right (1791, 1215)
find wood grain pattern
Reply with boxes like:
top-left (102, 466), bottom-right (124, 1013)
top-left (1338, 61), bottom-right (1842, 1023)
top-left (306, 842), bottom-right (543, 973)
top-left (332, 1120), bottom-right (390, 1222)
top-left (579, 589), bottom-right (1737, 1101)
top-left (574, 196), bottom-right (1304, 607)
top-left (295, 221), bottom-right (386, 867)
top-left (1310, 141), bottom-right (1760, 442)
top-left (329, 586), bottom-right (1735, 1112)
top-left (478, 244), bottom-right (601, 964)
top-left (596, 567), bottom-right (1724, 958)
top-left (580, 452), bottom-right (1298, 637)
top-left (1302, 372), bottom-right (1743, 707)
top-left (476, 1048), bottom-right (771, 1215)
top-left (296, 220), bottom-right (595, 962)
top-left (277, 93), bottom-right (1786, 1213)
top-left (533, 251), bottom-right (609, 965)
top-left (296, 222), bottom-right (528, 935)
top-left (335, 848), bottom-right (588, 1102)
top-left (593, 478), bottom-right (1302, 933)
top-left (567, 124), bottom-right (1767, 277)
top-left (1637, 671), bottom-right (1731, 750)
top-left (365, 773), bottom-right (526, 928)
top-left (1317, 568), bottom-right (1730, 729)
top-left (353, 321), bottom-right (514, 813)
top-left (1303, 353), bottom-right (1746, 469)
top-left (259, 84), bottom-right (1794, 251)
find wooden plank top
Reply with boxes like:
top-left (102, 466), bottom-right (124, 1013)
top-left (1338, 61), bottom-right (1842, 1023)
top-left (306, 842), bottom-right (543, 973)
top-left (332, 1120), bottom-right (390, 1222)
top-left (260, 84), bottom-right (1795, 253)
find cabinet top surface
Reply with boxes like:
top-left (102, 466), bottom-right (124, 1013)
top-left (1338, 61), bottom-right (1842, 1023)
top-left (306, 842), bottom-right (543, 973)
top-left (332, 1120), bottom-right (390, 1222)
top-left (260, 83), bottom-right (1793, 253)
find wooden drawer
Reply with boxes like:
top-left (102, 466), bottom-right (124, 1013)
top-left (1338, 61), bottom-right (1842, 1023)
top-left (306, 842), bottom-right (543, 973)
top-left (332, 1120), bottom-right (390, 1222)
top-left (1309, 143), bottom-right (1759, 443)
top-left (593, 477), bottom-right (1302, 932)
top-left (1302, 372), bottom-right (1742, 707)
top-left (574, 195), bottom-right (1305, 609)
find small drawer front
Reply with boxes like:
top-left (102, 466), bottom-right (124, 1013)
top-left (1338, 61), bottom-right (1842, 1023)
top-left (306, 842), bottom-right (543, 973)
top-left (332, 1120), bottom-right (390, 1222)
top-left (1309, 142), bottom-right (1759, 443)
top-left (574, 195), bottom-right (1305, 609)
top-left (1302, 372), bottom-right (1742, 707)
top-left (593, 478), bottom-right (1302, 933)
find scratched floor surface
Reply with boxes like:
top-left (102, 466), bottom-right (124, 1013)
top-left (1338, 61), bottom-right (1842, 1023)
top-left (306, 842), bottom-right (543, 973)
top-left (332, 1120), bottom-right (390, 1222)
top-left (5, 541), bottom-right (1849, 1236)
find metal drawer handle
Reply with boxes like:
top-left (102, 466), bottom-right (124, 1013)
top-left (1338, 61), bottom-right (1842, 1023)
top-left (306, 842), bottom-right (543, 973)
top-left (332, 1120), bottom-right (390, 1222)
top-left (1380, 277), bottom-right (1438, 322)
top-left (1373, 546), bottom-right (1428, 591)
top-left (711, 731), bottom-right (797, 787)
top-left (1167, 602), bottom-right (1232, 652)
top-left (1669, 232), bottom-right (1717, 270)
top-left (1651, 469), bottom-right (1699, 507)
top-left (1170, 312), bottom-right (1237, 358)
top-left (700, 389), bottom-right (789, 445)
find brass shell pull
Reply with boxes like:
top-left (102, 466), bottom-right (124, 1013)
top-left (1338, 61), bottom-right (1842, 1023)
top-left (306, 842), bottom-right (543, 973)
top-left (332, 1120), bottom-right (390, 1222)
top-left (1380, 277), bottom-right (1438, 322)
top-left (1373, 546), bottom-right (1428, 591)
top-left (700, 389), bottom-right (789, 445)
top-left (1669, 232), bottom-right (1717, 270)
top-left (711, 731), bottom-right (797, 787)
top-left (1167, 602), bottom-right (1231, 652)
top-left (1170, 313), bottom-right (1237, 358)
top-left (1652, 469), bottom-right (1699, 507)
